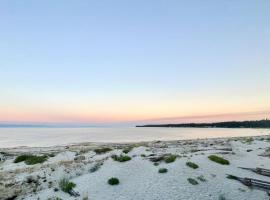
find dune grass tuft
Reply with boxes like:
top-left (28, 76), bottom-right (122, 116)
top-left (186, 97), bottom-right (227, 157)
top-left (111, 154), bottom-right (131, 162)
top-left (186, 161), bottom-right (199, 169)
top-left (59, 178), bottom-right (76, 193)
top-left (122, 146), bottom-right (133, 154)
top-left (158, 168), bottom-right (168, 173)
top-left (94, 147), bottom-right (112, 154)
top-left (164, 154), bottom-right (177, 163)
top-left (226, 175), bottom-right (238, 180)
top-left (14, 154), bottom-right (47, 165)
top-left (108, 177), bottom-right (119, 185)
top-left (187, 178), bottom-right (199, 185)
top-left (208, 155), bottom-right (230, 165)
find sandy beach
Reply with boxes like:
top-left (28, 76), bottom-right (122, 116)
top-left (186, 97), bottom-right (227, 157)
top-left (0, 134), bottom-right (270, 200)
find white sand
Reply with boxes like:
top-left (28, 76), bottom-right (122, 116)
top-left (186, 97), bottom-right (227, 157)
top-left (0, 135), bottom-right (270, 200)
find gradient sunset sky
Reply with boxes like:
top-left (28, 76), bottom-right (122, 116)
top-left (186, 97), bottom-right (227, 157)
top-left (0, 1), bottom-right (270, 125)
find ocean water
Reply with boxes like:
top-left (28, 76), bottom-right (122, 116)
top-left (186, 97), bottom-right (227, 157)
top-left (0, 127), bottom-right (269, 148)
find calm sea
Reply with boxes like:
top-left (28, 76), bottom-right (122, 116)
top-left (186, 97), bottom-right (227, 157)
top-left (0, 127), bottom-right (269, 148)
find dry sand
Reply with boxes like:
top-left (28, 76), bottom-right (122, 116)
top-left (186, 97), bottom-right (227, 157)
top-left (0, 135), bottom-right (270, 200)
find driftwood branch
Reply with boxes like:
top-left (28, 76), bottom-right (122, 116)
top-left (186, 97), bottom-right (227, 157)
top-left (239, 167), bottom-right (270, 177)
top-left (227, 174), bottom-right (270, 191)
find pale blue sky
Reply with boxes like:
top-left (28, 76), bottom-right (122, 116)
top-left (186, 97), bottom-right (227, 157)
top-left (0, 1), bottom-right (270, 124)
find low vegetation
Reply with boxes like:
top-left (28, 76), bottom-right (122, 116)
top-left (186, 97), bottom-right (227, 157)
top-left (111, 154), bottom-right (131, 162)
top-left (59, 178), bottom-right (76, 194)
top-left (158, 168), bottom-right (168, 173)
top-left (122, 146), bottom-right (133, 154)
top-left (94, 147), bottom-right (112, 154)
top-left (14, 154), bottom-right (48, 165)
top-left (164, 154), bottom-right (177, 163)
top-left (218, 194), bottom-right (226, 200)
top-left (208, 155), bottom-right (230, 165)
top-left (108, 177), bottom-right (120, 185)
top-left (226, 175), bottom-right (238, 180)
top-left (186, 161), bottom-right (199, 169)
top-left (243, 137), bottom-right (254, 144)
top-left (197, 175), bottom-right (207, 182)
top-left (187, 178), bottom-right (199, 185)
top-left (89, 162), bottom-right (103, 173)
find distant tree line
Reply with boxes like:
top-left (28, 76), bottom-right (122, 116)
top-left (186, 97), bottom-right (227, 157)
top-left (136, 119), bottom-right (270, 128)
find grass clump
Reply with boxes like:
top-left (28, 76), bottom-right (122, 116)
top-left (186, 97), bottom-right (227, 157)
top-left (218, 194), bottom-right (226, 200)
top-left (158, 168), bottom-right (168, 173)
top-left (186, 161), bottom-right (199, 169)
top-left (59, 178), bottom-right (76, 193)
top-left (94, 147), bottom-right (112, 154)
top-left (122, 146), bottom-right (133, 154)
top-left (187, 178), bottom-right (199, 185)
top-left (111, 154), bottom-right (131, 162)
top-left (208, 155), bottom-right (230, 165)
top-left (14, 154), bottom-right (48, 165)
top-left (108, 177), bottom-right (119, 185)
top-left (164, 154), bottom-right (177, 163)
top-left (226, 175), bottom-right (238, 180)
top-left (197, 175), bottom-right (207, 182)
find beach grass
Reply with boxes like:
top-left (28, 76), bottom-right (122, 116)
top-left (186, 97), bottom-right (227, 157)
top-left (111, 154), bottom-right (132, 162)
top-left (108, 177), bottom-right (120, 185)
top-left (158, 168), bottom-right (168, 173)
top-left (59, 178), bottom-right (76, 193)
top-left (94, 147), bottom-right (112, 154)
top-left (14, 154), bottom-right (47, 165)
top-left (122, 146), bottom-right (133, 154)
top-left (186, 161), bottom-right (199, 169)
top-left (208, 155), bottom-right (230, 165)
top-left (164, 154), bottom-right (177, 163)
top-left (187, 178), bottom-right (199, 185)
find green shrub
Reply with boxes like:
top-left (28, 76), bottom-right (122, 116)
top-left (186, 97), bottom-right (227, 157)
top-left (226, 175), bottom-right (238, 180)
top-left (164, 154), bottom-right (177, 163)
top-left (186, 161), bottom-right (199, 169)
top-left (218, 194), bottom-right (226, 200)
top-left (59, 178), bottom-right (76, 193)
top-left (111, 154), bottom-right (131, 162)
top-left (141, 154), bottom-right (146, 157)
top-left (187, 178), bottom-right (199, 185)
top-left (158, 168), bottom-right (168, 173)
top-left (14, 155), bottom-right (31, 163)
top-left (108, 177), bottom-right (119, 185)
top-left (14, 154), bottom-right (47, 165)
top-left (208, 155), bottom-right (230, 165)
top-left (244, 137), bottom-right (254, 144)
top-left (122, 147), bottom-right (133, 154)
top-left (94, 147), bottom-right (112, 154)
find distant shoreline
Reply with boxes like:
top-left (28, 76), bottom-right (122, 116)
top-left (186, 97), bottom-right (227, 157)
top-left (136, 119), bottom-right (270, 128)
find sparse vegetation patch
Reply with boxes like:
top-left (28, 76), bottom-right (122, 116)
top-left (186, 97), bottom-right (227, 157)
top-left (59, 178), bottom-right (76, 194)
top-left (158, 168), bottom-right (168, 173)
top-left (108, 177), bottom-right (119, 185)
top-left (208, 155), bottom-right (230, 165)
top-left (187, 178), bottom-right (199, 185)
top-left (111, 154), bottom-right (131, 162)
top-left (186, 161), bottom-right (199, 169)
top-left (164, 154), bottom-right (177, 163)
top-left (122, 146), bottom-right (133, 154)
top-left (14, 154), bottom-right (48, 165)
top-left (94, 147), bottom-right (112, 154)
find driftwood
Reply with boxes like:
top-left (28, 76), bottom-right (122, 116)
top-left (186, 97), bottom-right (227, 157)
top-left (227, 174), bottom-right (270, 191)
top-left (147, 154), bottom-right (170, 162)
top-left (239, 167), bottom-right (270, 177)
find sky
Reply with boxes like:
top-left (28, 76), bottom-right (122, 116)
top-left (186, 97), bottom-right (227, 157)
top-left (0, 0), bottom-right (270, 125)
